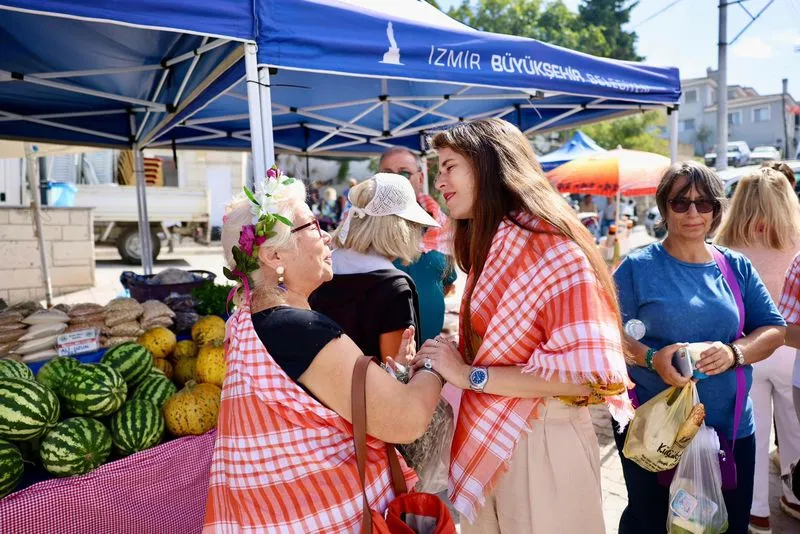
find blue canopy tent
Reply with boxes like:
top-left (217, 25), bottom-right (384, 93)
top-left (0, 2), bottom-right (255, 276)
top-left (538, 130), bottom-right (606, 172)
top-left (148, 0), bottom-right (681, 163)
top-left (0, 0), bottom-right (683, 281)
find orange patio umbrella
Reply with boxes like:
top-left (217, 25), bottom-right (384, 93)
top-left (545, 147), bottom-right (671, 198)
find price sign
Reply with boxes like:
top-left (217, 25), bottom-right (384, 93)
top-left (57, 328), bottom-right (101, 356)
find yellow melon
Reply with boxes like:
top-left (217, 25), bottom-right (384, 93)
top-left (172, 340), bottom-right (197, 361)
top-left (191, 316), bottom-right (226, 346)
top-left (173, 357), bottom-right (197, 386)
top-left (195, 344), bottom-right (226, 387)
top-left (162, 381), bottom-right (221, 437)
top-left (152, 358), bottom-right (174, 379)
top-left (137, 327), bottom-right (177, 359)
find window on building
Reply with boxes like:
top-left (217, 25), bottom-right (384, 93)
top-left (679, 119), bottom-right (696, 132)
top-left (684, 90), bottom-right (698, 103)
top-left (708, 89), bottom-right (716, 105)
top-left (728, 110), bottom-right (742, 126)
top-left (752, 106), bottom-right (770, 122)
top-left (728, 89), bottom-right (737, 99)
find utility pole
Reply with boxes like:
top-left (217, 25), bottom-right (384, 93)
top-left (783, 78), bottom-right (790, 158)
top-left (716, 1), bottom-right (728, 170)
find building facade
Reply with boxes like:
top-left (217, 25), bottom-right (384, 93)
top-left (677, 68), bottom-right (798, 158)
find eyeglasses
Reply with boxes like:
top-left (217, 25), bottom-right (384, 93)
top-left (668, 198), bottom-right (718, 214)
top-left (290, 218), bottom-right (324, 238)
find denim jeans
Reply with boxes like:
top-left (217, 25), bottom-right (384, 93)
top-left (612, 420), bottom-right (756, 534)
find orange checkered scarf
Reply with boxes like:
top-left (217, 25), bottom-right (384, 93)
top-left (204, 303), bottom-right (416, 533)
top-left (418, 193), bottom-right (453, 255)
top-left (449, 213), bottom-right (633, 522)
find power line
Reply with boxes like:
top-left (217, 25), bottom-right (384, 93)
top-left (634, 0), bottom-right (688, 29)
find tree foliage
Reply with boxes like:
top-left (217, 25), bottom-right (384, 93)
top-left (568, 111), bottom-right (668, 155)
top-left (445, 0), bottom-right (641, 61)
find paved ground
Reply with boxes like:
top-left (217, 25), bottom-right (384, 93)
top-left (52, 227), bottom-right (798, 533)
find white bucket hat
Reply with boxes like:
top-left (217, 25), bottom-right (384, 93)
top-left (338, 173), bottom-right (440, 244)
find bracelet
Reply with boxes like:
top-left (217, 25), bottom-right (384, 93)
top-left (416, 368), bottom-right (446, 387)
top-left (645, 348), bottom-right (656, 370)
top-left (727, 343), bottom-right (745, 368)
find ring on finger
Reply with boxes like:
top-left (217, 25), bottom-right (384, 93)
top-left (424, 358), bottom-right (433, 370)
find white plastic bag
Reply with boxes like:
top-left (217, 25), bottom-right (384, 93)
top-left (667, 425), bottom-right (728, 534)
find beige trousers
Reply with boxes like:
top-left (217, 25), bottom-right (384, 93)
top-left (461, 400), bottom-right (605, 534)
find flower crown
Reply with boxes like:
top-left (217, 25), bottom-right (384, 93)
top-left (223, 165), bottom-right (296, 283)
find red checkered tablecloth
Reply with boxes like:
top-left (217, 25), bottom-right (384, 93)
top-left (0, 430), bottom-right (216, 534)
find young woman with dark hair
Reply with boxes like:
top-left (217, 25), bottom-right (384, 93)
top-left (409, 118), bottom-right (632, 533)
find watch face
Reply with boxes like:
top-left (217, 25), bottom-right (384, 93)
top-left (470, 368), bottom-right (487, 386)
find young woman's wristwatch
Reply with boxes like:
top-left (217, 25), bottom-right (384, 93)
top-left (468, 366), bottom-right (489, 392)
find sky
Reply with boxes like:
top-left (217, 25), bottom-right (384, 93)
top-left (436, 0), bottom-right (800, 99)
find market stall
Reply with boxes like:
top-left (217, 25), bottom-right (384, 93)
top-left (0, 271), bottom-right (234, 532)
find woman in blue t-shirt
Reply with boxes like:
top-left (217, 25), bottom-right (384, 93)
top-left (613, 161), bottom-right (786, 534)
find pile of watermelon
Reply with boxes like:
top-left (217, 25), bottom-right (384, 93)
top-left (0, 342), bottom-right (172, 498)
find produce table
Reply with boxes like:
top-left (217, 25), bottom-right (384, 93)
top-left (0, 430), bottom-right (216, 533)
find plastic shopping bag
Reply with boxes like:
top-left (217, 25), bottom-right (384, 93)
top-left (623, 382), bottom-right (705, 472)
top-left (667, 426), bottom-right (729, 534)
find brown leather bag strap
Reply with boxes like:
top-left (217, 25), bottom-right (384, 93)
top-left (385, 443), bottom-right (407, 497)
top-left (351, 355), bottom-right (373, 534)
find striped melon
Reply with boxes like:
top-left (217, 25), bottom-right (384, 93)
top-left (0, 439), bottom-right (23, 498)
top-left (110, 399), bottom-right (164, 456)
top-left (101, 342), bottom-right (152, 388)
top-left (39, 417), bottom-right (111, 477)
top-left (60, 364), bottom-right (127, 417)
top-left (0, 378), bottom-right (60, 440)
top-left (36, 356), bottom-right (79, 393)
top-left (131, 374), bottom-right (177, 410)
top-left (0, 359), bottom-right (34, 381)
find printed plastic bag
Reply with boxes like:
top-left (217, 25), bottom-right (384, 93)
top-left (398, 398), bottom-right (454, 494)
top-left (667, 425), bottom-right (728, 534)
top-left (623, 381), bottom-right (705, 472)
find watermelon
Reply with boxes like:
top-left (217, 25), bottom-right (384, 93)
top-left (36, 356), bottom-right (79, 393)
top-left (101, 342), bottom-right (152, 388)
top-left (60, 364), bottom-right (127, 417)
top-left (39, 417), bottom-right (111, 477)
top-left (0, 378), bottom-right (60, 440)
top-left (110, 399), bottom-right (164, 456)
top-left (131, 374), bottom-right (177, 410)
top-left (0, 359), bottom-right (34, 381)
top-left (0, 439), bottom-right (23, 498)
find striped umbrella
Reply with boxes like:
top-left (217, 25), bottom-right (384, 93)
top-left (545, 148), bottom-right (671, 197)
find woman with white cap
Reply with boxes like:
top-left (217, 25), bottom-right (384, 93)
top-left (310, 173), bottom-right (440, 362)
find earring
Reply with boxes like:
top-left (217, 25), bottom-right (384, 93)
top-left (276, 266), bottom-right (285, 285)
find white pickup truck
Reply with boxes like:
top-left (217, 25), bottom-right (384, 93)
top-left (72, 184), bottom-right (211, 264)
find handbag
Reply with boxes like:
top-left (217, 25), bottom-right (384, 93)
top-left (654, 246), bottom-right (746, 491)
top-left (351, 356), bottom-right (457, 534)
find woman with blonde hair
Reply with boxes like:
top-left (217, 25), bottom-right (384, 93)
top-left (310, 173), bottom-right (439, 361)
top-left (409, 118), bottom-right (632, 533)
top-left (204, 168), bottom-right (444, 532)
top-left (715, 167), bottom-right (800, 531)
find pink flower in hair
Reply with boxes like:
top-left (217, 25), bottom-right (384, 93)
top-left (238, 225), bottom-right (257, 256)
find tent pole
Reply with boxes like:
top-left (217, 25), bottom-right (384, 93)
top-left (132, 145), bottom-right (153, 275)
top-left (24, 144), bottom-right (53, 307)
top-left (615, 189), bottom-right (622, 232)
top-left (669, 107), bottom-right (680, 163)
top-left (244, 44), bottom-right (266, 182)
top-left (421, 155), bottom-right (430, 195)
top-left (258, 66), bottom-right (275, 168)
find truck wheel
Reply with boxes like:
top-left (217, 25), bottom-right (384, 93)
top-left (117, 227), bottom-right (162, 265)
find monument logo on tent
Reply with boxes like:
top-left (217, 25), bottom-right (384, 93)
top-left (380, 22), bottom-right (403, 65)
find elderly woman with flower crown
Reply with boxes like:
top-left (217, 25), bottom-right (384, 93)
top-left (203, 167), bottom-right (444, 533)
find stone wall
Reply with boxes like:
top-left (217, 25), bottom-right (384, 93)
top-left (0, 207), bottom-right (95, 304)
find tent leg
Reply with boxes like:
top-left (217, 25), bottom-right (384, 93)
top-left (244, 43), bottom-right (266, 183)
top-left (133, 146), bottom-right (153, 275)
top-left (25, 144), bottom-right (53, 307)
top-left (669, 107), bottom-right (679, 163)
top-left (421, 155), bottom-right (430, 195)
top-left (258, 67), bottom-right (275, 168)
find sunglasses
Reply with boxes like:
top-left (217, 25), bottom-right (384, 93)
top-left (290, 218), bottom-right (324, 238)
top-left (381, 169), bottom-right (414, 180)
top-left (668, 198), bottom-right (718, 214)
